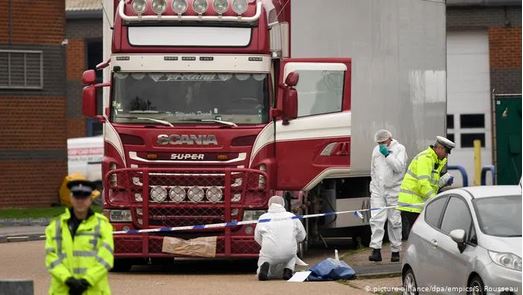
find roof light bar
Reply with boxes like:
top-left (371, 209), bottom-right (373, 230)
top-left (119, 0), bottom-right (262, 23)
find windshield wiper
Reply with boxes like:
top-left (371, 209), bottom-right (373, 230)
top-left (121, 116), bottom-right (174, 127)
top-left (200, 119), bottom-right (237, 127)
top-left (176, 118), bottom-right (237, 127)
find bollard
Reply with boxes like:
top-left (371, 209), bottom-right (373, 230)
top-left (0, 280), bottom-right (34, 295)
top-left (473, 139), bottom-right (482, 186)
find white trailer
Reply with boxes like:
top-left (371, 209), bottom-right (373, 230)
top-left (290, 0), bottom-right (446, 243)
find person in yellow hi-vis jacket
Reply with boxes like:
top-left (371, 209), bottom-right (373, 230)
top-left (45, 179), bottom-right (113, 295)
top-left (397, 136), bottom-right (455, 240)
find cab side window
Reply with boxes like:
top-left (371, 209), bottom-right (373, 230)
top-left (293, 70), bottom-right (344, 117)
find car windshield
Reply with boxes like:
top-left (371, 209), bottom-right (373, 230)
top-left (111, 72), bottom-right (269, 125)
top-left (474, 195), bottom-right (521, 237)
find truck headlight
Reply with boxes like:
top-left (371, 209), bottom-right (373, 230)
top-left (169, 186), bottom-right (186, 202)
top-left (489, 250), bottom-right (522, 271)
top-left (206, 186), bottom-right (223, 203)
top-left (232, 0), bottom-right (248, 15)
top-left (107, 209), bottom-right (132, 222)
top-left (192, 0), bottom-right (208, 14)
top-left (172, 0), bottom-right (188, 14)
top-left (150, 186), bottom-right (167, 202)
top-left (213, 0), bottom-right (229, 14)
top-left (152, 0), bottom-right (167, 14)
top-left (132, 0), bottom-right (147, 14)
top-left (243, 210), bottom-right (265, 221)
top-left (188, 186), bottom-right (204, 202)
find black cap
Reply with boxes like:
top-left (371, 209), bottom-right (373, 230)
top-left (67, 180), bottom-right (96, 198)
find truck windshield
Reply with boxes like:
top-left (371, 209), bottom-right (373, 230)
top-left (111, 72), bottom-right (270, 125)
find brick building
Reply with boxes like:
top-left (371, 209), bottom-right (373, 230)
top-left (0, 1), bottom-right (67, 207)
top-left (65, 0), bottom-right (103, 139)
top-left (446, 0), bottom-right (521, 185)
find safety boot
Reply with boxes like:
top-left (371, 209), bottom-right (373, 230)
top-left (282, 268), bottom-right (293, 280)
top-left (368, 248), bottom-right (382, 262)
top-left (391, 252), bottom-right (400, 262)
top-left (258, 262), bottom-right (270, 281)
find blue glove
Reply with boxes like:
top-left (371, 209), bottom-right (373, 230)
top-left (446, 176), bottom-right (454, 186)
top-left (379, 144), bottom-right (390, 157)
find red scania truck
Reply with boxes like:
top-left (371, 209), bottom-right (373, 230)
top-left (82, 0), bottom-right (446, 269)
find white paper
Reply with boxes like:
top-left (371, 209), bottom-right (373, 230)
top-left (287, 271), bottom-right (311, 282)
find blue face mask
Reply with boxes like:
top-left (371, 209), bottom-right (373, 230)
top-left (379, 143), bottom-right (387, 149)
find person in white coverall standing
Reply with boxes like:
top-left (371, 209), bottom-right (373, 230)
top-left (255, 195), bottom-right (307, 281)
top-left (368, 129), bottom-right (407, 262)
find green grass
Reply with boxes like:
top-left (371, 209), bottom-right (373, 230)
top-left (0, 205), bottom-right (102, 219)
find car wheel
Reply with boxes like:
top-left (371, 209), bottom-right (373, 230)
top-left (468, 275), bottom-right (485, 295)
top-left (403, 268), bottom-right (419, 295)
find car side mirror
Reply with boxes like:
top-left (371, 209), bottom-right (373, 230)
top-left (450, 229), bottom-right (467, 253)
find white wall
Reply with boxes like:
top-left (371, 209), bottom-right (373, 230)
top-left (447, 30), bottom-right (492, 186)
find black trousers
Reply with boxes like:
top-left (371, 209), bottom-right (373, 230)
top-left (401, 211), bottom-right (420, 240)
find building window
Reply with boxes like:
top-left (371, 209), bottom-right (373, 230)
top-left (86, 40), bottom-right (103, 136)
top-left (447, 114), bottom-right (454, 129)
top-left (447, 133), bottom-right (455, 143)
top-left (460, 114), bottom-right (485, 128)
top-left (0, 50), bottom-right (43, 89)
top-left (461, 133), bottom-right (485, 148)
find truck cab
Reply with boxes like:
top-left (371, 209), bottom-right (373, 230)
top-left (82, 0), bottom-right (354, 267)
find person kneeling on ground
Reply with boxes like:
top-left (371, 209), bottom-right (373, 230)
top-left (254, 195), bottom-right (307, 281)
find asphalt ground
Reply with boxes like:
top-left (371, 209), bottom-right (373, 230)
top-left (0, 240), bottom-right (404, 295)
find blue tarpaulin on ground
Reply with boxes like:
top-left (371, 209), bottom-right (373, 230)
top-left (307, 258), bottom-right (356, 281)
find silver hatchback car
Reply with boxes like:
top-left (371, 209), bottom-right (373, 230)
top-left (402, 186), bottom-right (522, 295)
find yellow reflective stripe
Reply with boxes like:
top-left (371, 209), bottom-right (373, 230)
top-left (95, 256), bottom-right (112, 270)
top-left (55, 220), bottom-right (62, 254)
top-left (73, 250), bottom-right (97, 257)
top-left (48, 254), bottom-right (66, 270)
top-left (400, 189), bottom-right (434, 200)
top-left (76, 232), bottom-right (101, 238)
top-left (73, 267), bottom-right (87, 275)
top-left (397, 202), bottom-right (424, 210)
top-left (102, 242), bottom-right (114, 254)
top-left (90, 217), bottom-right (102, 249)
top-left (406, 169), bottom-right (431, 180)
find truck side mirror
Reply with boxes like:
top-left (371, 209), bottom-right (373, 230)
top-left (82, 85), bottom-right (97, 117)
top-left (82, 70), bottom-right (96, 85)
top-left (282, 71), bottom-right (299, 125)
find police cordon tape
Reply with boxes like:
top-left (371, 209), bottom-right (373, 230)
top-left (113, 203), bottom-right (424, 235)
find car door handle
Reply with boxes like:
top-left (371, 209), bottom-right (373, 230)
top-left (431, 239), bottom-right (438, 247)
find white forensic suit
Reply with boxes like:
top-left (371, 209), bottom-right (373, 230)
top-left (254, 200), bottom-right (307, 279)
top-left (369, 139), bottom-right (407, 252)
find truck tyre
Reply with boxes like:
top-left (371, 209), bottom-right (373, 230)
top-left (111, 259), bottom-right (133, 272)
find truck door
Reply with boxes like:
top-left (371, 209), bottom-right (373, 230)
top-left (275, 59), bottom-right (352, 191)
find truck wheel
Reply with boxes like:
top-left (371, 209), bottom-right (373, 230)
top-left (358, 226), bottom-right (372, 247)
top-left (111, 259), bottom-right (133, 272)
